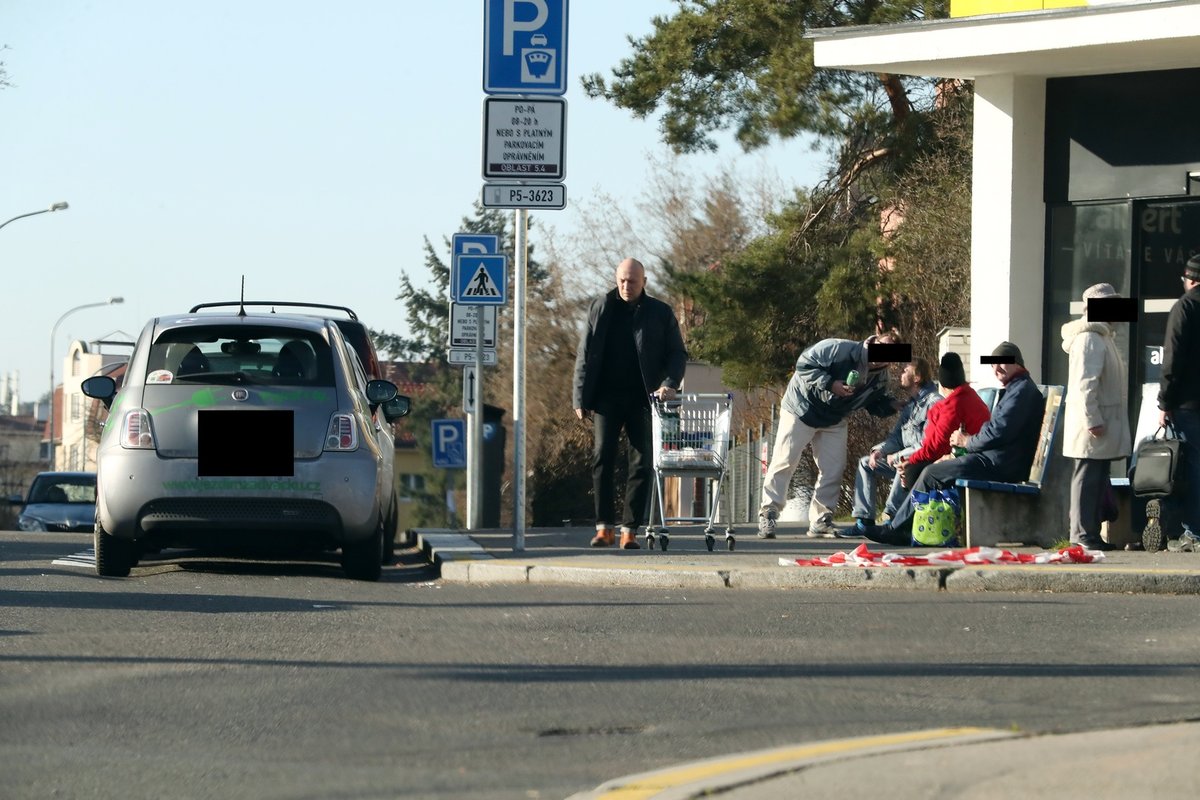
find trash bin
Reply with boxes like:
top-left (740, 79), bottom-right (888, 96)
top-left (482, 404), bottom-right (506, 528)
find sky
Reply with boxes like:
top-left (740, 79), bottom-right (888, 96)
top-left (2, 0), bottom-right (826, 403)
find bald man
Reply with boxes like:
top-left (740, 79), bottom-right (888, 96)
top-left (573, 258), bottom-right (688, 549)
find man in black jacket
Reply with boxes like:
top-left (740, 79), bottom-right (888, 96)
top-left (865, 341), bottom-right (1045, 545)
top-left (573, 258), bottom-right (687, 549)
top-left (1158, 255), bottom-right (1200, 550)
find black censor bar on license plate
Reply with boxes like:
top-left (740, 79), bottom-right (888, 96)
top-left (198, 410), bottom-right (295, 476)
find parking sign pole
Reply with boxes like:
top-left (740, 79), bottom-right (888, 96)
top-left (512, 208), bottom-right (527, 551)
top-left (469, 326), bottom-right (485, 529)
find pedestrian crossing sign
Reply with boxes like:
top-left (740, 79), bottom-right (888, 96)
top-left (452, 253), bottom-right (507, 305)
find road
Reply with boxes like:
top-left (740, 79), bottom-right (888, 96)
top-left (2, 531), bottom-right (1199, 799)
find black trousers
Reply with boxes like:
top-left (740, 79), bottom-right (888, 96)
top-left (592, 392), bottom-right (653, 530)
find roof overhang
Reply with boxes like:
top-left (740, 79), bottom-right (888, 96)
top-left (810, 1), bottom-right (1200, 79)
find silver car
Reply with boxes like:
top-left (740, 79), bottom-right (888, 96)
top-left (82, 309), bottom-right (410, 580)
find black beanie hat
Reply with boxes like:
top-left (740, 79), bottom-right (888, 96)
top-left (938, 351), bottom-right (966, 389)
top-left (1186, 254), bottom-right (1200, 282)
top-left (991, 341), bottom-right (1025, 367)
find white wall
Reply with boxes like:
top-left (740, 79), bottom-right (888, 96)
top-left (969, 74), bottom-right (1047, 385)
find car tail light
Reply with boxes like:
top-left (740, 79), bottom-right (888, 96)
top-left (324, 414), bottom-right (358, 451)
top-left (121, 409), bottom-right (155, 449)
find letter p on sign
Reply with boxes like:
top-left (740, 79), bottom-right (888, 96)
top-left (503, 0), bottom-right (548, 55)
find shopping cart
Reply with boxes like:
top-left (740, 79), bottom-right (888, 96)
top-left (647, 392), bottom-right (736, 551)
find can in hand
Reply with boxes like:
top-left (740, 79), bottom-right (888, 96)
top-left (845, 370), bottom-right (861, 388)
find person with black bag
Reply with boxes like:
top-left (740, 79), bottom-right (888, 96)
top-left (1155, 255), bottom-right (1200, 551)
top-left (1061, 283), bottom-right (1131, 551)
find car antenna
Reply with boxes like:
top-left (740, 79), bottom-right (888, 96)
top-left (237, 275), bottom-right (247, 317)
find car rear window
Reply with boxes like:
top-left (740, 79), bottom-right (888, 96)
top-left (147, 325), bottom-right (334, 387)
top-left (29, 475), bottom-right (96, 504)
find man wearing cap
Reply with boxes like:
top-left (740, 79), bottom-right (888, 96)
top-left (863, 341), bottom-right (1045, 544)
top-left (1061, 283), bottom-right (1131, 551)
top-left (1157, 255), bottom-right (1200, 550)
top-left (757, 332), bottom-right (900, 539)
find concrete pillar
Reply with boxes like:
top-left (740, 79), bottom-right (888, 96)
top-left (970, 74), bottom-right (1047, 383)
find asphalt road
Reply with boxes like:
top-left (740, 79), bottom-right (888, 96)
top-left (3, 531), bottom-right (1200, 800)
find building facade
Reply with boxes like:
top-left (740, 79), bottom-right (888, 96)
top-left (812, 0), bottom-right (1200, 444)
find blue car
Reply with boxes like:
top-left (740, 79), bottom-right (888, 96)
top-left (7, 471), bottom-right (97, 533)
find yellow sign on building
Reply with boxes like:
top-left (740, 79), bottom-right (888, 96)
top-left (951, 0), bottom-right (1098, 17)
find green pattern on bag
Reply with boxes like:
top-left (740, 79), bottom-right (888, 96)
top-left (911, 489), bottom-right (960, 547)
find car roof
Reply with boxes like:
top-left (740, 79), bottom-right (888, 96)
top-left (34, 471), bottom-right (97, 479)
top-left (152, 312), bottom-right (332, 335)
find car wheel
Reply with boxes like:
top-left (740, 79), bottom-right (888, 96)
top-left (342, 517), bottom-right (384, 581)
top-left (94, 521), bottom-right (137, 578)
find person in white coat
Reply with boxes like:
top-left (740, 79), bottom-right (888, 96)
top-left (1060, 282), bottom-right (1132, 550)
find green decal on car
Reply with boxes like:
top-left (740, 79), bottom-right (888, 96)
top-left (150, 387), bottom-right (332, 414)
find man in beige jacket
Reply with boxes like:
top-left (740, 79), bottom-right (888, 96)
top-left (1060, 282), bottom-right (1132, 550)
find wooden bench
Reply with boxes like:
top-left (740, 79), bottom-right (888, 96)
top-left (954, 385), bottom-right (1066, 548)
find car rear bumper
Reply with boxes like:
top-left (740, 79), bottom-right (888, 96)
top-left (97, 449), bottom-right (383, 542)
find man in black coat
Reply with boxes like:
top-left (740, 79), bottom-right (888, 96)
top-left (1157, 255), bottom-right (1200, 550)
top-left (573, 258), bottom-right (688, 549)
top-left (865, 341), bottom-right (1045, 545)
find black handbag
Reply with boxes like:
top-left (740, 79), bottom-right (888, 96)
top-left (1131, 424), bottom-right (1184, 498)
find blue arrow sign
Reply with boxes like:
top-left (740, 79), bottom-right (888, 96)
top-left (483, 0), bottom-right (568, 95)
top-left (432, 419), bottom-right (466, 469)
top-left (453, 253), bottom-right (507, 305)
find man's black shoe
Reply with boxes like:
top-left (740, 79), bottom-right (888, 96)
top-left (863, 524), bottom-right (909, 547)
top-left (1076, 535), bottom-right (1114, 552)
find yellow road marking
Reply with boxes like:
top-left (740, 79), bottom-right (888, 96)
top-left (594, 727), bottom-right (1004, 799)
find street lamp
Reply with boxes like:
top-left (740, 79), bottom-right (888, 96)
top-left (48, 296), bottom-right (125, 469)
top-left (0, 202), bottom-right (69, 233)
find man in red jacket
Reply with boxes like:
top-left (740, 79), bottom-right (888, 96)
top-left (901, 352), bottom-right (992, 476)
top-left (852, 352), bottom-right (989, 536)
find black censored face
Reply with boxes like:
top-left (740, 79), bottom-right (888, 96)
top-left (1086, 297), bottom-right (1137, 322)
top-left (867, 341), bottom-right (911, 367)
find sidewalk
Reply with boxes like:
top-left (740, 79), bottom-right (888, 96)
top-left (564, 722), bottom-right (1200, 799)
top-left (416, 522), bottom-right (1200, 595)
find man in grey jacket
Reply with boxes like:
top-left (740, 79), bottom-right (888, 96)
top-left (574, 258), bottom-right (688, 549)
top-left (850, 358), bottom-right (941, 532)
top-left (758, 333), bottom-right (900, 539)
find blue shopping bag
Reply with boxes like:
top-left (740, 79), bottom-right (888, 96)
top-left (910, 487), bottom-right (961, 547)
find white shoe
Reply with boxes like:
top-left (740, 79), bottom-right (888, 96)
top-left (806, 513), bottom-right (838, 538)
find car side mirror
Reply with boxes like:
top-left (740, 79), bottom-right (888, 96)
top-left (6, 493), bottom-right (22, 505)
top-left (381, 394), bottom-right (412, 423)
top-left (365, 379), bottom-right (398, 413)
top-left (81, 375), bottom-right (118, 409)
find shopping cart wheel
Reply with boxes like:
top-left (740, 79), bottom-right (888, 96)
top-left (645, 532), bottom-right (656, 550)
top-left (704, 533), bottom-right (715, 552)
top-left (726, 534), bottom-right (736, 551)
top-left (660, 532), bottom-right (670, 552)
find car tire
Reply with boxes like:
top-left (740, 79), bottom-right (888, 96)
top-left (95, 521), bottom-right (137, 578)
top-left (342, 517), bottom-right (384, 581)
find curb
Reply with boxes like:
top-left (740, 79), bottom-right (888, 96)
top-left (417, 532), bottom-right (1200, 595)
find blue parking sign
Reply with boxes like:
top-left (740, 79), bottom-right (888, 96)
top-left (483, 0), bottom-right (568, 95)
top-left (432, 419), bottom-right (466, 469)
